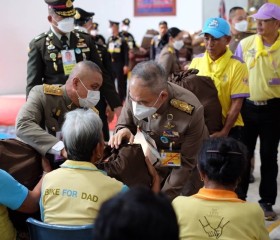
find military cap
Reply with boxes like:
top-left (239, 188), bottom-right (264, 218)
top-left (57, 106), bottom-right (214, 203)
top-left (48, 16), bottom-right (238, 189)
top-left (109, 20), bottom-right (120, 27)
top-left (45, 0), bottom-right (76, 17)
top-left (92, 22), bottom-right (99, 30)
top-left (122, 18), bottom-right (130, 26)
top-left (74, 7), bottom-right (94, 26)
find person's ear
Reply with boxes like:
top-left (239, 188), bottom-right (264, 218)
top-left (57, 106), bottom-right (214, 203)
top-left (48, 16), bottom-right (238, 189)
top-left (72, 77), bottom-right (79, 91)
top-left (224, 36), bottom-right (231, 45)
top-left (160, 90), bottom-right (168, 101)
top-left (47, 15), bottom-right (52, 24)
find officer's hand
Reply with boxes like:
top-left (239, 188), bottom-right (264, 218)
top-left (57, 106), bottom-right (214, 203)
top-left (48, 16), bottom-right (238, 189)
top-left (114, 106), bottom-right (122, 118)
top-left (108, 128), bottom-right (134, 149)
top-left (123, 66), bottom-right (129, 75)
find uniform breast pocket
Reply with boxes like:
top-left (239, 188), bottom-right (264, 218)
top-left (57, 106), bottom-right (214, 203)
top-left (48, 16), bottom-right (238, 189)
top-left (44, 51), bottom-right (62, 74)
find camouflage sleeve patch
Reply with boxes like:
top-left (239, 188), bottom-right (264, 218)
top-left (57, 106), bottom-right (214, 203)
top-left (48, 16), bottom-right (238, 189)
top-left (43, 84), bottom-right (63, 96)
top-left (170, 98), bottom-right (195, 115)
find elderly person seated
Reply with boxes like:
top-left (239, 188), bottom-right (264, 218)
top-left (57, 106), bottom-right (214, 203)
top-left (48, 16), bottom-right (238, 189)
top-left (172, 137), bottom-right (269, 240)
top-left (40, 109), bottom-right (129, 225)
top-left (93, 187), bottom-right (179, 240)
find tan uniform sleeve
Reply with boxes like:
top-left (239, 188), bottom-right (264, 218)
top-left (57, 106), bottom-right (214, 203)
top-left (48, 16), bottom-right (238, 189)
top-left (157, 48), bottom-right (173, 76)
top-left (15, 87), bottom-right (60, 156)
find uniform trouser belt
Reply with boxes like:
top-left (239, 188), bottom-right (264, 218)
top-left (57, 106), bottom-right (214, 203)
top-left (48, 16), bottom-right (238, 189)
top-left (246, 98), bottom-right (280, 106)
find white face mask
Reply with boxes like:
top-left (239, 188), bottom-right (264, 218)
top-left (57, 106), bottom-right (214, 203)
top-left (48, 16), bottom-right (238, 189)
top-left (76, 79), bottom-right (100, 108)
top-left (122, 25), bottom-right (129, 32)
top-left (90, 29), bottom-right (98, 36)
top-left (173, 40), bottom-right (184, 50)
top-left (131, 92), bottom-right (162, 120)
top-left (55, 17), bottom-right (74, 33)
top-left (234, 20), bottom-right (248, 32)
top-left (108, 27), bottom-right (113, 35)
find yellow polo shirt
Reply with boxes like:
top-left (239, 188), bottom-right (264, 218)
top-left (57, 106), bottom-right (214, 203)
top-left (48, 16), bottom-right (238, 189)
top-left (237, 33), bottom-right (280, 101)
top-left (40, 160), bottom-right (128, 225)
top-left (172, 188), bottom-right (269, 240)
top-left (190, 52), bottom-right (249, 127)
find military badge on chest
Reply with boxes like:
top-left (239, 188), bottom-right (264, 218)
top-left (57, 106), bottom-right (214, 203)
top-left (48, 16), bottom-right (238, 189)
top-left (160, 113), bottom-right (181, 167)
top-left (46, 33), bottom-right (59, 72)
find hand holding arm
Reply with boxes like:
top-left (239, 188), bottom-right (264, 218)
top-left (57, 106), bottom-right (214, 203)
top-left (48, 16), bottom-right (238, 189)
top-left (109, 128), bottom-right (134, 149)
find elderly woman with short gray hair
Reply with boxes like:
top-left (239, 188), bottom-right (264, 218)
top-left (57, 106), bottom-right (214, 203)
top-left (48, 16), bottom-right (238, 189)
top-left (40, 109), bottom-right (128, 225)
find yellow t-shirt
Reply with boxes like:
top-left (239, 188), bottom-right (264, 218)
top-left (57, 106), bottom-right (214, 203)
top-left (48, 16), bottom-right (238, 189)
top-left (189, 52), bottom-right (249, 126)
top-left (172, 188), bottom-right (269, 240)
top-left (237, 33), bottom-right (280, 101)
top-left (0, 205), bottom-right (16, 240)
top-left (40, 160), bottom-right (128, 225)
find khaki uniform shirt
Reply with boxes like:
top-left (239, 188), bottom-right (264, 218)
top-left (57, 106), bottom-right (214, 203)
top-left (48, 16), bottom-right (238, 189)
top-left (115, 82), bottom-right (208, 200)
top-left (157, 44), bottom-right (181, 76)
top-left (16, 85), bottom-right (76, 156)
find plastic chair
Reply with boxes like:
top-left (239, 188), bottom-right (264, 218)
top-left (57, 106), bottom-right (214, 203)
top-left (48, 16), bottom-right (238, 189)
top-left (26, 217), bottom-right (94, 240)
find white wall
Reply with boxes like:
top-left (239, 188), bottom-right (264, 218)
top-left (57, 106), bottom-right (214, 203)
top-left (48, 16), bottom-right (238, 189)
top-left (1, 0), bottom-right (204, 94)
top-left (202, 0), bottom-right (248, 23)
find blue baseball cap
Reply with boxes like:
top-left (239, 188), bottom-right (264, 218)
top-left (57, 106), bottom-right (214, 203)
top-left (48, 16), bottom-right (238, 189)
top-left (201, 17), bottom-right (231, 38)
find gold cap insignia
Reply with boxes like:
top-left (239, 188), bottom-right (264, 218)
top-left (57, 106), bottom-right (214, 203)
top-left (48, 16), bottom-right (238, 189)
top-left (66, 0), bottom-right (72, 8)
top-left (170, 99), bottom-right (194, 115)
top-left (43, 84), bottom-right (63, 96)
top-left (74, 10), bottom-right (81, 19)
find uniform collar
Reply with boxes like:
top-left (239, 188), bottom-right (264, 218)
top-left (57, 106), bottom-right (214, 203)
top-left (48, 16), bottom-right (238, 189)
top-left (194, 188), bottom-right (244, 202)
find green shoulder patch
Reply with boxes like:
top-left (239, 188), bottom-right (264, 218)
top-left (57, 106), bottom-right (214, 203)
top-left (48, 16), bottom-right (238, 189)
top-left (43, 84), bottom-right (63, 96)
top-left (170, 98), bottom-right (194, 115)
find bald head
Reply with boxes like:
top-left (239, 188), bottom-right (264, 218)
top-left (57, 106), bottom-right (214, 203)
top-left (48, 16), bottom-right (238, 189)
top-left (66, 61), bottom-right (103, 106)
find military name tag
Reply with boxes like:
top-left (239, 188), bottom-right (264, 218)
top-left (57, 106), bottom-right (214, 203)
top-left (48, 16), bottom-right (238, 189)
top-left (61, 49), bottom-right (76, 75)
top-left (160, 150), bottom-right (181, 167)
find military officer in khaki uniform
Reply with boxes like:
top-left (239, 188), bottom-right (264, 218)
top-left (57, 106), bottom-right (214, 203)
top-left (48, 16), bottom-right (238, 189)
top-left (27, 0), bottom-right (122, 141)
top-left (109, 61), bottom-right (208, 200)
top-left (228, 6), bottom-right (254, 53)
top-left (157, 27), bottom-right (184, 76)
top-left (107, 20), bottom-right (129, 102)
top-left (16, 61), bottom-right (102, 163)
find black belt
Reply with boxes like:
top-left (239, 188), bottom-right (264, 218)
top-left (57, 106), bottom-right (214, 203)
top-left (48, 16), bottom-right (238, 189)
top-left (246, 98), bottom-right (280, 106)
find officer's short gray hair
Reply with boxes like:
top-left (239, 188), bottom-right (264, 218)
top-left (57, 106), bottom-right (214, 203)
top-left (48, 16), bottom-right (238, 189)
top-left (69, 60), bottom-right (102, 79)
top-left (131, 61), bottom-right (168, 94)
top-left (62, 108), bottom-right (103, 161)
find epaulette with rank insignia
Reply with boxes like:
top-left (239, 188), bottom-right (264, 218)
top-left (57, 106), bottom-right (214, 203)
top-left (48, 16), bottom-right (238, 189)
top-left (43, 84), bottom-right (63, 96)
top-left (34, 32), bottom-right (48, 41)
top-left (170, 99), bottom-right (194, 115)
top-left (168, 47), bottom-right (174, 54)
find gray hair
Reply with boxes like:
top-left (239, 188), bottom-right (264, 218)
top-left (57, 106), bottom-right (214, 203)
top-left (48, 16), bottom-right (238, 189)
top-left (131, 61), bottom-right (168, 94)
top-left (62, 108), bottom-right (103, 161)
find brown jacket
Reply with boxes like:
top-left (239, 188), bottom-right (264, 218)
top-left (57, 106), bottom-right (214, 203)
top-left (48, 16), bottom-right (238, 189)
top-left (169, 69), bottom-right (223, 134)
